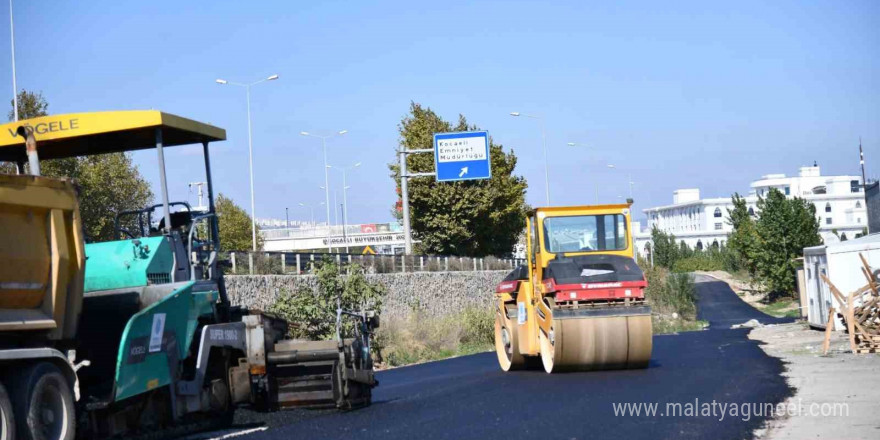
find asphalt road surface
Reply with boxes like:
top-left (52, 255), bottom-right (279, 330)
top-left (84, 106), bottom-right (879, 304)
top-left (218, 274), bottom-right (794, 440)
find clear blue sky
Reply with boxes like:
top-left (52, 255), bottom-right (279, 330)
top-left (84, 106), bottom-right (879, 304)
top-left (5, 0), bottom-right (878, 225)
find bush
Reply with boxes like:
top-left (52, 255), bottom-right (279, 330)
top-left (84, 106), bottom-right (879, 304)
top-left (459, 307), bottom-right (494, 346)
top-left (672, 254), bottom-right (724, 272)
top-left (643, 264), bottom-right (697, 320)
top-left (376, 306), bottom-right (494, 367)
top-left (268, 260), bottom-right (385, 340)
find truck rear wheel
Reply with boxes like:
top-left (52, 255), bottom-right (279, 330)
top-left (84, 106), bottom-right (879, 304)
top-left (11, 362), bottom-right (75, 440)
top-left (0, 381), bottom-right (15, 440)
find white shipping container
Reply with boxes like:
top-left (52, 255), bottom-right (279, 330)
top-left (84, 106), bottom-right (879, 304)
top-left (803, 233), bottom-right (880, 330)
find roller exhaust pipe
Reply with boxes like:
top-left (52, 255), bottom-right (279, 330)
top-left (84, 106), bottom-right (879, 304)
top-left (16, 125), bottom-right (39, 176)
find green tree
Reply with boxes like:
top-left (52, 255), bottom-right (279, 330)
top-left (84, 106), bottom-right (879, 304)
top-left (56, 154), bottom-right (154, 241)
top-left (753, 189), bottom-right (821, 295)
top-left (650, 226), bottom-right (679, 268)
top-left (216, 193), bottom-right (263, 251)
top-left (5, 90), bottom-right (153, 241)
top-left (726, 193), bottom-right (760, 275)
top-left (388, 102), bottom-right (528, 256)
top-left (269, 261), bottom-right (384, 340)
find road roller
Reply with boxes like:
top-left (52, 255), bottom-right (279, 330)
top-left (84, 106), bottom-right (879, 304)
top-left (494, 202), bottom-right (652, 373)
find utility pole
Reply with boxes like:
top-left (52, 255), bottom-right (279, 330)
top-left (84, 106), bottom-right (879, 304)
top-left (188, 182), bottom-right (207, 210)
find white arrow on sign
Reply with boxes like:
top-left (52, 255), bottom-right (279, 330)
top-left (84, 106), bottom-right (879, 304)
top-left (459, 167), bottom-right (468, 178)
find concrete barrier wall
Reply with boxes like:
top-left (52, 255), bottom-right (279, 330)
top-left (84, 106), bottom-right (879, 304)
top-left (225, 271), bottom-right (509, 319)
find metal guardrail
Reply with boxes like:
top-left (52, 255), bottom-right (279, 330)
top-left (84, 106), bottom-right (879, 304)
top-left (222, 251), bottom-right (526, 275)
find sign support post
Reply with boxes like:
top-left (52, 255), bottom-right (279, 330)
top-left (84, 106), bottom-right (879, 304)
top-left (399, 148), bottom-right (434, 254)
top-left (399, 130), bottom-right (491, 255)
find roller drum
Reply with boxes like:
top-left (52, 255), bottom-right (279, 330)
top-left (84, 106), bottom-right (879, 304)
top-left (494, 302), bottom-right (526, 371)
top-left (540, 304), bottom-right (652, 373)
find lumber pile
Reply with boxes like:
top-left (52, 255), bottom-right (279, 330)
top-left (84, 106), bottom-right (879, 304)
top-left (820, 253), bottom-right (880, 355)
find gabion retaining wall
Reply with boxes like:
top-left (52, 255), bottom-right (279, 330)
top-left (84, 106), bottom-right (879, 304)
top-left (225, 271), bottom-right (508, 319)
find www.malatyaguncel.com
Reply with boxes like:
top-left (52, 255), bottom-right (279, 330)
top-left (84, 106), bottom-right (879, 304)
top-left (612, 398), bottom-right (850, 421)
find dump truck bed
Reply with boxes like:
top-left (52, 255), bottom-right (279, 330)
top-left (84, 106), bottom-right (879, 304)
top-left (0, 174), bottom-right (85, 341)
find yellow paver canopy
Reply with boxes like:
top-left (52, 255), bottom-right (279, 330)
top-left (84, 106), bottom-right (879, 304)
top-left (0, 110), bottom-right (226, 162)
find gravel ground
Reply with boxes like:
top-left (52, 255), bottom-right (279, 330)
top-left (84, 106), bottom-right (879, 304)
top-left (749, 322), bottom-right (880, 440)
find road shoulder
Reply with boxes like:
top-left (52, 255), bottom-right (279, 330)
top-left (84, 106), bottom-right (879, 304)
top-left (749, 322), bottom-right (880, 440)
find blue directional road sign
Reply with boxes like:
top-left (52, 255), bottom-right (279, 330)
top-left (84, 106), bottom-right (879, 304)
top-left (433, 131), bottom-right (491, 182)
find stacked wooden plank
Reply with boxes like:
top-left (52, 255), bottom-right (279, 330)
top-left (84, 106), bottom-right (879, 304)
top-left (820, 253), bottom-right (880, 355)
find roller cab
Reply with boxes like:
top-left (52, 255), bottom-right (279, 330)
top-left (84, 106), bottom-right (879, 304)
top-left (494, 203), bottom-right (653, 373)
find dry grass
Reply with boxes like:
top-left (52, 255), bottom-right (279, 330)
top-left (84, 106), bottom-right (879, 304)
top-left (375, 307), bottom-right (494, 367)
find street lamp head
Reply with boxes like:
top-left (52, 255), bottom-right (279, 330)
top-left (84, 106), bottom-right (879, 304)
top-left (299, 131), bottom-right (310, 136)
top-left (338, 130), bottom-right (348, 135)
top-left (607, 164), bottom-right (616, 169)
top-left (267, 74), bottom-right (279, 81)
top-left (567, 142), bottom-right (576, 146)
top-left (298, 203), bottom-right (306, 207)
top-left (215, 79), bottom-right (228, 85)
top-left (326, 165), bottom-right (332, 169)
top-left (510, 112), bottom-right (521, 117)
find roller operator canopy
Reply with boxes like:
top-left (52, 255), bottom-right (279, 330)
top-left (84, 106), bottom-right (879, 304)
top-left (0, 110), bottom-right (226, 162)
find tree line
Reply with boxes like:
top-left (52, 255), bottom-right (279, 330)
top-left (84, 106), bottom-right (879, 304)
top-left (652, 188), bottom-right (823, 296)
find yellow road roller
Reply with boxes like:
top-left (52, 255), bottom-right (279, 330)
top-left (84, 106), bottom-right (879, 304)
top-left (494, 202), bottom-right (652, 373)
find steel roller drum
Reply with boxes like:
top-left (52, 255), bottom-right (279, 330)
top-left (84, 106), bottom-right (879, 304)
top-left (539, 311), bottom-right (652, 373)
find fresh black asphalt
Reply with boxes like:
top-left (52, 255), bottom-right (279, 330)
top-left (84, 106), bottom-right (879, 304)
top-left (233, 274), bottom-right (794, 440)
top-left (695, 275), bottom-right (796, 329)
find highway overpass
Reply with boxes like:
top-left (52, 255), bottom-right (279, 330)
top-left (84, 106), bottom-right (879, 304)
top-left (261, 222), bottom-right (406, 253)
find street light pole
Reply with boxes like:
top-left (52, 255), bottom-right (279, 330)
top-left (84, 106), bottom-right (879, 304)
top-left (8, 0), bottom-right (17, 122)
top-left (329, 162), bottom-right (361, 253)
top-left (301, 130), bottom-right (347, 253)
top-left (628, 173), bottom-right (634, 199)
top-left (511, 112), bottom-right (549, 206)
top-left (285, 207), bottom-right (289, 229)
top-left (216, 74), bottom-right (279, 251)
top-left (598, 164), bottom-right (615, 204)
top-left (299, 202), bottom-right (322, 226)
top-left (333, 190), bottom-right (339, 226)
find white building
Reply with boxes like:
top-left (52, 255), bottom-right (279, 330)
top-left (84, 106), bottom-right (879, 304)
top-left (633, 165), bottom-right (867, 257)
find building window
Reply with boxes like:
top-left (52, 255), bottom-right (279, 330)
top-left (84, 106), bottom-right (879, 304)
top-left (715, 222), bottom-right (722, 230)
top-left (711, 240), bottom-right (719, 249)
top-left (858, 218), bottom-right (862, 224)
top-left (851, 180), bottom-right (860, 193)
top-left (856, 201), bottom-right (862, 208)
top-left (826, 217), bottom-right (832, 225)
top-left (825, 203), bottom-right (831, 213)
top-left (696, 240), bottom-right (703, 251)
top-left (840, 233), bottom-right (847, 241)
top-left (784, 186), bottom-right (790, 195)
top-left (748, 207), bottom-right (755, 216)
top-left (713, 207), bottom-right (722, 218)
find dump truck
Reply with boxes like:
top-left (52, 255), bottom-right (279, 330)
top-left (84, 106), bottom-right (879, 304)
top-left (494, 203), bottom-right (652, 373)
top-left (0, 111), bottom-right (377, 440)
